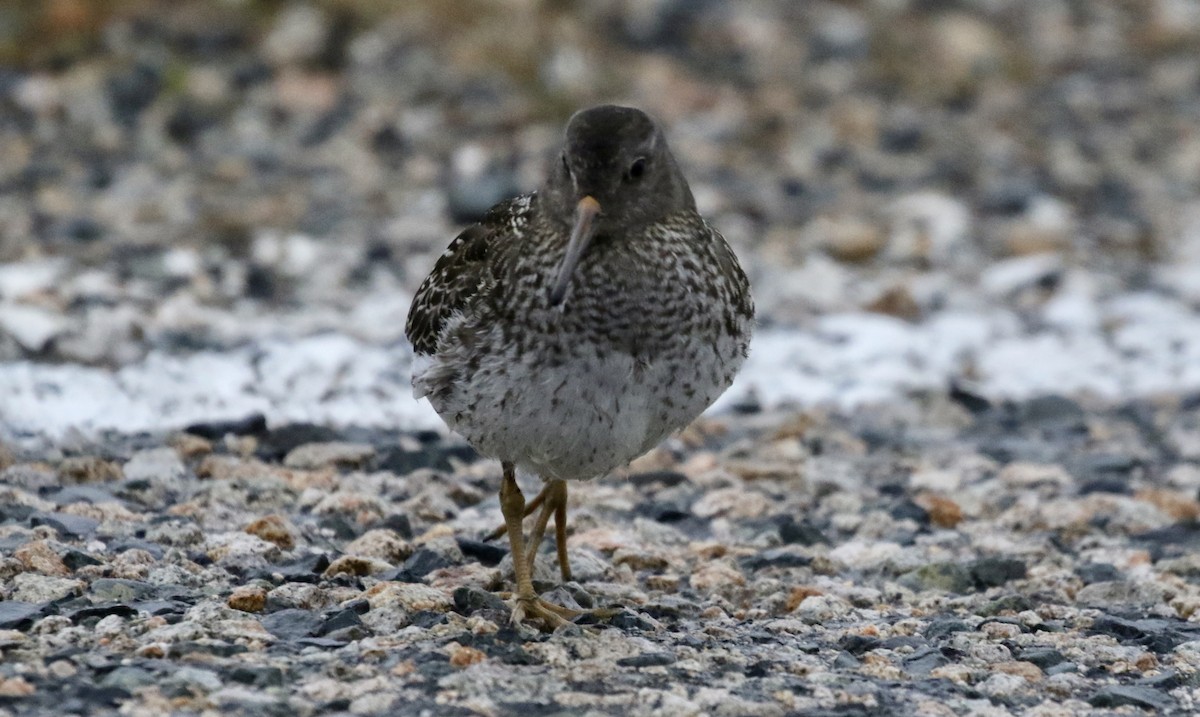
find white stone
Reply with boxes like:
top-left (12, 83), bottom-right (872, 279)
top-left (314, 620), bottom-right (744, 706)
top-left (828, 540), bottom-right (903, 570)
top-left (123, 447), bottom-right (186, 483)
top-left (887, 191), bottom-right (971, 260)
top-left (980, 254), bottom-right (1063, 297)
top-left (0, 259), bottom-right (65, 300)
top-left (262, 5), bottom-right (328, 65)
top-left (909, 468), bottom-right (961, 492)
top-left (205, 532), bottom-right (282, 562)
top-left (0, 303), bottom-right (68, 351)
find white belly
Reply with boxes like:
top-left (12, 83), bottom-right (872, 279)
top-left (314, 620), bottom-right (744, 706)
top-left (414, 332), bottom-right (741, 481)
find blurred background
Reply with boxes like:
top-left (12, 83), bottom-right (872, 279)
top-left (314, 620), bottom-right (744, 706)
top-left (1, 0), bottom-right (1199, 441)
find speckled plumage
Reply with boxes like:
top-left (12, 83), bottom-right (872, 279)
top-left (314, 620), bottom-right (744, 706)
top-left (405, 107), bottom-right (753, 483)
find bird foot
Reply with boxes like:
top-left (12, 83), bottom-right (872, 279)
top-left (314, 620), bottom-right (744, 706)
top-left (509, 593), bottom-right (581, 630)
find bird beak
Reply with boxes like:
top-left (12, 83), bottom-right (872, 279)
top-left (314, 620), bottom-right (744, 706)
top-left (549, 195), bottom-right (601, 306)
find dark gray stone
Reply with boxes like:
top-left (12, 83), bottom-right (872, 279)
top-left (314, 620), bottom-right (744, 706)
top-left (638, 498), bottom-right (692, 523)
top-left (597, 609), bottom-right (655, 631)
top-left (976, 594), bottom-right (1034, 616)
top-left (741, 548), bottom-right (812, 570)
top-left (272, 554), bottom-right (331, 583)
top-left (1019, 395), bottom-right (1086, 432)
top-left (373, 444), bottom-right (480, 475)
top-left (924, 619), bottom-right (972, 640)
top-left (294, 637), bottom-right (347, 649)
top-left (317, 514), bottom-right (359, 540)
top-left (318, 608), bottom-right (364, 636)
top-left (107, 63), bottom-right (161, 126)
top-left (616, 651), bottom-right (676, 667)
top-left (183, 414), bottom-right (267, 440)
top-left (101, 665), bottom-right (159, 691)
top-left (978, 178), bottom-right (1037, 215)
top-left (0, 503), bottom-right (36, 524)
top-left (899, 563), bottom-right (974, 594)
top-left (1134, 522), bottom-right (1200, 559)
top-left (62, 549), bottom-right (104, 571)
top-left (380, 548), bottom-right (454, 582)
top-left (1089, 615), bottom-right (1156, 640)
top-left (1088, 615), bottom-right (1199, 653)
top-left (975, 436), bottom-right (1059, 465)
top-left (30, 511), bottom-right (100, 538)
top-left (744, 660), bottom-right (777, 678)
top-left (879, 115), bottom-right (924, 154)
top-left (67, 684), bottom-right (130, 709)
top-left (838, 634), bottom-right (881, 655)
top-left (970, 556), bottom-right (1028, 589)
top-left (1077, 562), bottom-right (1123, 584)
top-left (1078, 476), bottom-right (1132, 495)
top-left (627, 470), bottom-right (688, 488)
top-left (453, 586), bottom-right (508, 614)
top-left (168, 641), bottom-right (247, 658)
top-left (67, 603), bottom-right (139, 623)
top-left (90, 578), bottom-right (156, 602)
top-left (1075, 453), bottom-right (1140, 479)
top-left (949, 380), bottom-right (991, 413)
top-left (1137, 670), bottom-right (1190, 690)
top-left (47, 485), bottom-right (122, 506)
top-left (453, 631), bottom-right (540, 665)
top-left (903, 647), bottom-right (952, 676)
top-left (106, 538), bottom-right (165, 558)
top-left (410, 610), bottom-right (448, 630)
top-left (1018, 647), bottom-right (1067, 669)
top-left (889, 499), bottom-right (931, 524)
top-left (456, 537), bottom-right (506, 567)
top-left (1089, 685), bottom-right (1173, 711)
top-left (0, 601), bottom-right (44, 629)
top-left (0, 532), bottom-right (31, 552)
top-left (778, 516), bottom-right (826, 546)
top-left (226, 664), bottom-right (286, 688)
top-left (256, 423), bottom-right (342, 461)
top-left (558, 582), bottom-right (596, 610)
top-left (380, 513), bottom-right (413, 539)
top-left (642, 595), bottom-right (699, 619)
top-left (60, 216), bottom-right (105, 243)
top-left (882, 635), bottom-right (929, 651)
top-left (260, 609), bottom-right (324, 641)
top-left (132, 600), bottom-right (190, 617)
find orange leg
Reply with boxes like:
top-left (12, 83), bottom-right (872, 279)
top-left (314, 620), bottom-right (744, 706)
top-left (486, 477), bottom-right (574, 582)
top-left (497, 464), bottom-right (579, 629)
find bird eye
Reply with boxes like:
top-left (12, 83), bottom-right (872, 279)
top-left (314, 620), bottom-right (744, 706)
top-left (628, 157), bottom-right (647, 180)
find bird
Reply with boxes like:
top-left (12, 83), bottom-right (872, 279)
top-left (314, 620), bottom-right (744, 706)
top-left (404, 104), bottom-right (754, 629)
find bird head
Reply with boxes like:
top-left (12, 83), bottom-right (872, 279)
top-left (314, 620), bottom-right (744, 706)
top-left (544, 105), bottom-right (695, 306)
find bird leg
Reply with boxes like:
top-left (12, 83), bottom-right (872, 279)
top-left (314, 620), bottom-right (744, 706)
top-left (486, 478), bottom-right (574, 583)
top-left (522, 479), bottom-right (573, 582)
top-left (483, 485), bottom-right (547, 541)
top-left (554, 482), bottom-right (571, 582)
top-left (498, 464), bottom-right (579, 629)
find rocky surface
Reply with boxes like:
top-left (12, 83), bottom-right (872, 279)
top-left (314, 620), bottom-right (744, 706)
top-left (2, 394), bottom-right (1200, 716)
top-left (3, 1), bottom-right (1200, 715)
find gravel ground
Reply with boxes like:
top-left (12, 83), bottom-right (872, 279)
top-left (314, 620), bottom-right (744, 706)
top-left (3, 1), bottom-right (1200, 715)
top-left (4, 394), bottom-right (1200, 716)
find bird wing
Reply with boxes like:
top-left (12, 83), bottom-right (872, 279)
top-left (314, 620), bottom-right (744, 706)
top-left (405, 194), bottom-right (534, 356)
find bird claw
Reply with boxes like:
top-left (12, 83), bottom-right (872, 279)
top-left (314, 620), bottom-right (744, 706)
top-left (510, 594), bottom-right (581, 631)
